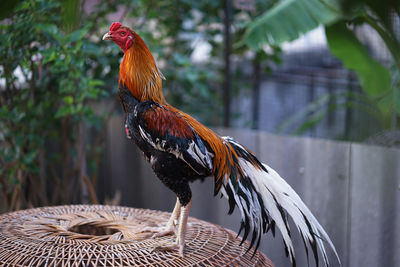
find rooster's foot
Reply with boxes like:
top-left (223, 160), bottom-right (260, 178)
top-left (141, 225), bottom-right (176, 238)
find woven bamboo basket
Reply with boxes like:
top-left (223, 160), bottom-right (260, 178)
top-left (0, 205), bottom-right (273, 266)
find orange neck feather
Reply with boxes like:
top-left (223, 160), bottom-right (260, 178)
top-left (119, 33), bottom-right (166, 104)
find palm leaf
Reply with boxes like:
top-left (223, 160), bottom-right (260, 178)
top-left (242, 0), bottom-right (343, 49)
top-left (325, 22), bottom-right (392, 111)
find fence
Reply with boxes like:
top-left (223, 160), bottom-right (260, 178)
top-left (98, 117), bottom-right (400, 267)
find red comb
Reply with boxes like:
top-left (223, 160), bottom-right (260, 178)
top-left (110, 22), bottom-right (122, 31)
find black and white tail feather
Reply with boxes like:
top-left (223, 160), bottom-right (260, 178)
top-left (219, 137), bottom-right (340, 267)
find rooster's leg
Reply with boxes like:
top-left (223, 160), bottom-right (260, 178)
top-left (141, 198), bottom-right (181, 237)
top-left (152, 198), bottom-right (192, 257)
top-left (175, 198), bottom-right (191, 256)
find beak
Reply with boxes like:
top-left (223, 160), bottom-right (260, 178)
top-left (102, 32), bottom-right (112, 40)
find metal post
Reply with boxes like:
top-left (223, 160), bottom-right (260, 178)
top-left (223, 0), bottom-right (232, 127)
top-left (252, 57), bottom-right (261, 129)
top-left (344, 71), bottom-right (354, 139)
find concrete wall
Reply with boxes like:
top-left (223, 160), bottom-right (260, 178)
top-left (99, 117), bottom-right (400, 267)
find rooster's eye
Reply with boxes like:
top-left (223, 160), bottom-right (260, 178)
top-left (121, 31), bottom-right (126, 36)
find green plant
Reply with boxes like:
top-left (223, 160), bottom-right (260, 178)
top-left (0, 0), bottom-right (120, 211)
top-left (241, 0), bottom-right (400, 136)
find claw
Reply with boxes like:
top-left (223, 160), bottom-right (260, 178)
top-left (151, 228), bottom-right (175, 238)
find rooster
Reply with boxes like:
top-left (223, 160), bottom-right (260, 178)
top-left (103, 22), bottom-right (340, 266)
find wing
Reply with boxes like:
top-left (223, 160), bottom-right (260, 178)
top-left (127, 101), bottom-right (214, 176)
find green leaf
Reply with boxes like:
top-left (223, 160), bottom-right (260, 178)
top-left (326, 22), bottom-right (392, 99)
top-left (36, 23), bottom-right (58, 36)
top-left (55, 105), bottom-right (72, 118)
top-left (88, 79), bottom-right (105, 87)
top-left (295, 109), bottom-right (328, 134)
top-left (242, 0), bottom-right (343, 49)
top-left (42, 51), bottom-right (57, 64)
top-left (63, 96), bottom-right (74, 105)
top-left (66, 28), bottom-right (88, 43)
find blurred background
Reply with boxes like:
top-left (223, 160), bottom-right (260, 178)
top-left (0, 0), bottom-right (399, 266)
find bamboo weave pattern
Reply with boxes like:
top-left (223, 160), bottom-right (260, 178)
top-left (0, 205), bottom-right (273, 266)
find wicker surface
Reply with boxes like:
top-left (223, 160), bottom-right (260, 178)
top-left (0, 205), bottom-right (273, 266)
